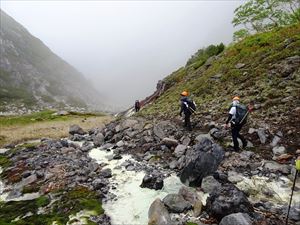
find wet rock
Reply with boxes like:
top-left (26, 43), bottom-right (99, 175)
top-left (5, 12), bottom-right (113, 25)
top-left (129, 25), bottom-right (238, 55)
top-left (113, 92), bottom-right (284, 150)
top-left (219, 213), bottom-right (252, 225)
top-left (69, 124), bottom-right (85, 135)
top-left (162, 138), bottom-right (178, 148)
top-left (272, 146), bottom-right (286, 156)
top-left (201, 176), bottom-right (221, 193)
top-left (113, 154), bottom-right (122, 160)
top-left (92, 178), bottom-right (108, 190)
top-left (116, 140), bottom-right (125, 147)
top-left (148, 198), bottom-right (172, 225)
top-left (100, 168), bottom-right (112, 178)
top-left (93, 133), bottom-right (105, 147)
top-left (162, 194), bottom-right (192, 213)
top-left (180, 137), bottom-right (224, 186)
top-left (169, 160), bottom-right (177, 169)
top-left (81, 141), bottom-right (94, 152)
top-left (174, 144), bottom-right (187, 158)
top-left (140, 173), bottom-right (164, 190)
top-left (178, 186), bottom-right (203, 216)
top-left (206, 184), bottom-right (254, 221)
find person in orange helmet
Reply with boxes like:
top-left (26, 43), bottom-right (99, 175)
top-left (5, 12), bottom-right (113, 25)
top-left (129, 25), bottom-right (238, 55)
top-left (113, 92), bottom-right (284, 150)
top-left (179, 91), bottom-right (196, 131)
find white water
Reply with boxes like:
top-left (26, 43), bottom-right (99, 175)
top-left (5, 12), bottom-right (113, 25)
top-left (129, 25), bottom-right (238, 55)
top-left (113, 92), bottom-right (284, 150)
top-left (237, 174), bottom-right (300, 207)
top-left (89, 148), bottom-right (185, 225)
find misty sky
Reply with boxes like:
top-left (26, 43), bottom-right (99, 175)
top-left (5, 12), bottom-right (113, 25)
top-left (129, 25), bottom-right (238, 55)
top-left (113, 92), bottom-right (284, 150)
top-left (1, 0), bottom-right (244, 108)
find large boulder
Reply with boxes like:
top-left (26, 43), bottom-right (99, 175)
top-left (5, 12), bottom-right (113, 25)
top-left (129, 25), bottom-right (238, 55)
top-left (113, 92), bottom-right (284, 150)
top-left (162, 194), bottom-right (192, 213)
top-left (180, 137), bottom-right (224, 186)
top-left (201, 175), bottom-right (221, 193)
top-left (69, 124), bottom-right (86, 135)
top-left (219, 213), bottom-right (252, 225)
top-left (140, 173), bottom-right (164, 190)
top-left (206, 184), bottom-right (254, 221)
top-left (148, 198), bottom-right (172, 225)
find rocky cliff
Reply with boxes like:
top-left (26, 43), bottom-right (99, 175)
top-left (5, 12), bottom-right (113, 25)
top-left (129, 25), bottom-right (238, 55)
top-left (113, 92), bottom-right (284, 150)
top-left (0, 10), bottom-right (106, 113)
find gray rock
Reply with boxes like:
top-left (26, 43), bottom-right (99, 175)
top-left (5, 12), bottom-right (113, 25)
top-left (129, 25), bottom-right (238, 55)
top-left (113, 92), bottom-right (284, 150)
top-left (271, 135), bottom-right (281, 147)
top-left (180, 137), bottom-right (224, 186)
top-left (178, 186), bottom-right (203, 217)
top-left (195, 133), bottom-right (212, 142)
top-left (235, 63), bottom-right (246, 69)
top-left (162, 194), bottom-right (192, 213)
top-left (248, 128), bottom-right (256, 134)
top-left (257, 128), bottom-right (267, 144)
top-left (228, 171), bottom-right (244, 184)
top-left (162, 138), bottom-right (178, 148)
top-left (206, 184), bottom-right (253, 221)
top-left (92, 179), bottom-right (107, 189)
top-left (272, 146), bottom-right (286, 156)
top-left (219, 213), bottom-right (252, 225)
top-left (210, 128), bottom-right (226, 140)
top-left (239, 151), bottom-right (255, 161)
top-left (69, 124), bottom-right (85, 135)
top-left (93, 133), bottom-right (104, 147)
top-left (148, 198), bottom-right (172, 225)
top-left (140, 173), bottom-right (164, 190)
top-left (100, 168), bottom-right (112, 178)
top-left (174, 144), bottom-right (187, 158)
top-left (181, 136), bottom-right (191, 146)
top-left (169, 160), bottom-right (178, 169)
top-left (264, 161), bottom-right (290, 174)
top-left (121, 119), bottom-right (138, 129)
top-left (201, 176), bottom-right (221, 193)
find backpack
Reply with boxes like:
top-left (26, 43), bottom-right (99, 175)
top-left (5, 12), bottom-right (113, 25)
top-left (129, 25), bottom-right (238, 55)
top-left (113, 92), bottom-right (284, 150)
top-left (234, 104), bottom-right (248, 125)
top-left (186, 99), bottom-right (197, 113)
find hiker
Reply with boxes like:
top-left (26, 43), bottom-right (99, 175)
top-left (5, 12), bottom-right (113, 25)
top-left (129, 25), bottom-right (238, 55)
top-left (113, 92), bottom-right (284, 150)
top-left (134, 100), bottom-right (141, 112)
top-left (179, 91), bottom-right (196, 131)
top-left (225, 96), bottom-right (252, 151)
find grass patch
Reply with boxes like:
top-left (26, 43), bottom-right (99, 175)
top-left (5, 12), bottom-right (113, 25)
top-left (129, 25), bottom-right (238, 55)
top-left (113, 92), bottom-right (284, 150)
top-left (0, 187), bottom-right (103, 225)
top-left (0, 155), bottom-right (11, 168)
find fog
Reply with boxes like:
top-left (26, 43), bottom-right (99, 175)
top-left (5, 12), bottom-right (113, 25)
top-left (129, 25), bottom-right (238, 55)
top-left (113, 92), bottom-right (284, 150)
top-left (1, 1), bottom-right (244, 108)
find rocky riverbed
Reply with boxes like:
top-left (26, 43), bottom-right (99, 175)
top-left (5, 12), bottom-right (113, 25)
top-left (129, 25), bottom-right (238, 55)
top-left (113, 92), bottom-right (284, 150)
top-left (0, 117), bottom-right (299, 225)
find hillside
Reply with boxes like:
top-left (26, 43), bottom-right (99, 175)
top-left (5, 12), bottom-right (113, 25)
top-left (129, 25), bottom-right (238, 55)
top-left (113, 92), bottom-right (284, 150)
top-left (139, 23), bottom-right (300, 150)
top-left (0, 10), bottom-right (106, 113)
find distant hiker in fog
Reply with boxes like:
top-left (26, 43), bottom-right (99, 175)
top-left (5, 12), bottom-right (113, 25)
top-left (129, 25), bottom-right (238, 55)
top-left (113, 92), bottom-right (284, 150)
top-left (179, 91), bottom-right (196, 131)
top-left (225, 96), bottom-right (254, 151)
top-left (135, 100), bottom-right (141, 112)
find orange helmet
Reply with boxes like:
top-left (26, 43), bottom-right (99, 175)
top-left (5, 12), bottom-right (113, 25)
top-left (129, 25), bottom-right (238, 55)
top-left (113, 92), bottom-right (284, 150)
top-left (181, 91), bottom-right (188, 96)
top-left (233, 96), bottom-right (240, 101)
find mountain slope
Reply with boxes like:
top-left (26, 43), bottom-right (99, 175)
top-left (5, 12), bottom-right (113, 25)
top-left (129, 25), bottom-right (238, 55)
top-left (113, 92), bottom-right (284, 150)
top-left (0, 10), bottom-right (105, 112)
top-left (140, 23), bottom-right (300, 148)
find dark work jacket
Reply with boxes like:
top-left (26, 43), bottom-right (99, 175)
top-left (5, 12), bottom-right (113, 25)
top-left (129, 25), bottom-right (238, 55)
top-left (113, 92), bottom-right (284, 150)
top-left (180, 97), bottom-right (192, 116)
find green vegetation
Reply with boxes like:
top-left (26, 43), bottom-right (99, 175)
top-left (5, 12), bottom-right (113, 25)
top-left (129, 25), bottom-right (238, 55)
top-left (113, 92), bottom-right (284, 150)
top-left (139, 23), bottom-right (300, 121)
top-left (186, 43), bottom-right (225, 67)
top-left (0, 155), bottom-right (11, 169)
top-left (233, 0), bottom-right (300, 40)
top-left (0, 110), bottom-right (104, 127)
top-left (0, 187), bottom-right (103, 225)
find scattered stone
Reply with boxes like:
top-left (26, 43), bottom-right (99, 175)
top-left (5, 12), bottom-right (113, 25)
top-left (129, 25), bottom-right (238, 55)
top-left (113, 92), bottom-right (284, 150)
top-left (219, 213), bottom-right (252, 225)
top-left (162, 194), bottom-right (192, 213)
top-left (148, 198), bottom-right (172, 225)
top-left (235, 63), bottom-right (246, 69)
top-left (140, 174), bottom-right (164, 190)
top-left (264, 161), bottom-right (290, 174)
top-left (162, 138), bottom-right (178, 148)
top-left (257, 128), bottom-right (267, 144)
top-left (272, 146), bottom-right (286, 156)
top-left (201, 176), bottom-right (221, 193)
top-left (174, 144), bottom-right (187, 158)
top-left (178, 186), bottom-right (203, 217)
top-left (100, 168), bottom-right (112, 178)
top-left (228, 171), bottom-right (244, 184)
top-left (93, 133), bottom-right (105, 147)
top-left (69, 124), bottom-right (85, 135)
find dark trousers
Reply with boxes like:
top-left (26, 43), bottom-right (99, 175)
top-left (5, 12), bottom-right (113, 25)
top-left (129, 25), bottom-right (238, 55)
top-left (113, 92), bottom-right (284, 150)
top-left (184, 113), bottom-right (192, 131)
top-left (231, 124), bottom-right (247, 151)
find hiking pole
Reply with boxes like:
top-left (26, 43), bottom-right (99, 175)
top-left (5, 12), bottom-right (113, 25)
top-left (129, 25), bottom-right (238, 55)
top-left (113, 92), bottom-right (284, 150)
top-left (285, 156), bottom-right (300, 225)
